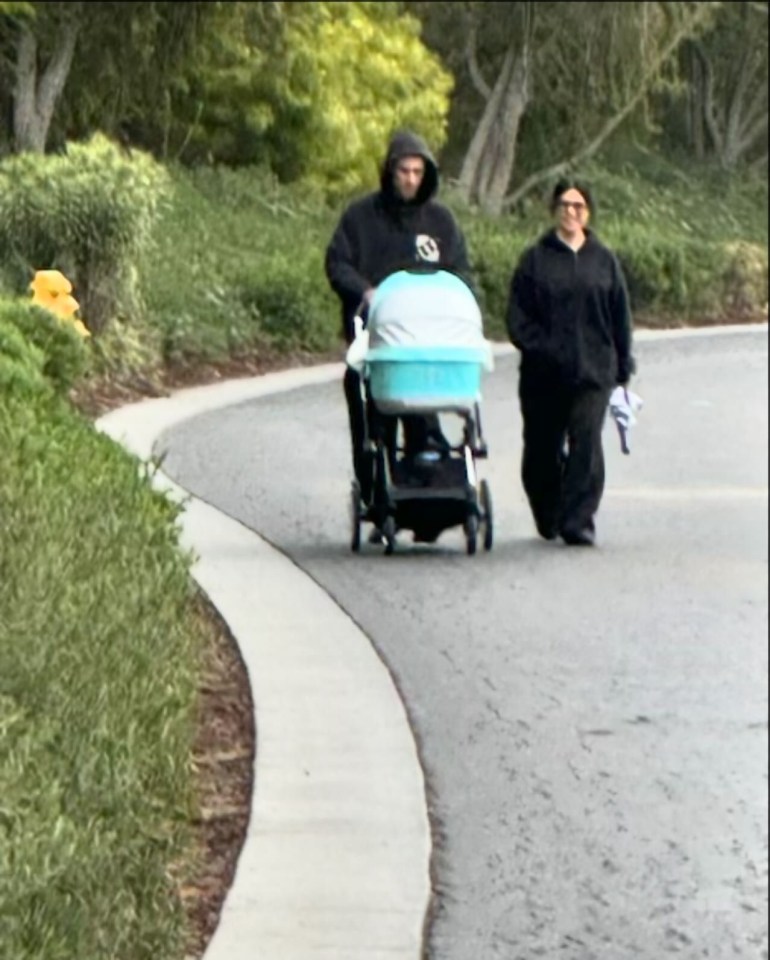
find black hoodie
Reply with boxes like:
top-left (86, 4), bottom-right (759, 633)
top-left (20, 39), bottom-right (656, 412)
top-left (506, 228), bottom-right (635, 388)
top-left (325, 130), bottom-right (471, 343)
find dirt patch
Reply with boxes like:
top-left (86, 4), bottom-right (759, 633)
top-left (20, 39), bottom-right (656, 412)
top-left (70, 348), bottom-right (342, 420)
top-left (182, 594), bottom-right (256, 958)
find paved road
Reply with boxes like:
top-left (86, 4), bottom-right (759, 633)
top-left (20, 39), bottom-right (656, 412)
top-left (158, 330), bottom-right (768, 960)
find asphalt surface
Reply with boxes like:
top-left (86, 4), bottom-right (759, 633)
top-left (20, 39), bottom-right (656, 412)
top-left (155, 328), bottom-right (768, 960)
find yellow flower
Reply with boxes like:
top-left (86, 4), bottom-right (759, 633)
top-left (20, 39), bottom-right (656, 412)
top-left (29, 270), bottom-right (91, 337)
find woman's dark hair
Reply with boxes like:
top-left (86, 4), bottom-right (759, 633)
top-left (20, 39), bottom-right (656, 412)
top-left (550, 178), bottom-right (594, 215)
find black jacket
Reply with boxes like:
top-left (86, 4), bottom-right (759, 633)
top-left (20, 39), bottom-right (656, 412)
top-left (325, 130), bottom-right (471, 343)
top-left (506, 229), bottom-right (635, 388)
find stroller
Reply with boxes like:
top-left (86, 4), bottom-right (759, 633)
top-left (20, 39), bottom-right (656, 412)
top-left (347, 267), bottom-right (494, 555)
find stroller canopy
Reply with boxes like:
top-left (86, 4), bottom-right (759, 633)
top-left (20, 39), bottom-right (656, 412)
top-left (368, 269), bottom-right (485, 350)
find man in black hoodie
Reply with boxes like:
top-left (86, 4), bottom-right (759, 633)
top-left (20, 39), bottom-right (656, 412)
top-left (325, 130), bottom-right (471, 501)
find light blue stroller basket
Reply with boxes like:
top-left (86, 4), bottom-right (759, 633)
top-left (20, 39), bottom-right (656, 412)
top-left (348, 268), bottom-right (494, 556)
top-left (364, 269), bottom-right (492, 414)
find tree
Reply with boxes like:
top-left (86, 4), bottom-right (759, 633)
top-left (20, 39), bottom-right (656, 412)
top-left (272, 2), bottom-right (453, 194)
top-left (409, 1), bottom-right (720, 214)
top-left (0, 2), bottom-right (221, 155)
top-left (158, 2), bottom-right (453, 192)
top-left (0, 3), bottom-right (80, 153)
top-left (0, 1), bottom-right (452, 196)
top-left (677, 1), bottom-right (768, 170)
top-left (504, 2), bottom-right (721, 209)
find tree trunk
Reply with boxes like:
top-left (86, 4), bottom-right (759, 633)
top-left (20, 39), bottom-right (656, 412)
top-left (457, 47), bottom-right (513, 202)
top-left (692, 35), bottom-right (767, 171)
top-left (12, 22), bottom-right (80, 154)
top-left (457, 42), bottom-right (530, 215)
top-left (720, 48), bottom-right (768, 169)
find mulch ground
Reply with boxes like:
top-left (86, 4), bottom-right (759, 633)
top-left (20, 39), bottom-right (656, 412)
top-left (183, 595), bottom-right (256, 957)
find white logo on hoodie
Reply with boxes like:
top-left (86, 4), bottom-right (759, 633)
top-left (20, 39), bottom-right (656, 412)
top-left (415, 234), bottom-right (440, 263)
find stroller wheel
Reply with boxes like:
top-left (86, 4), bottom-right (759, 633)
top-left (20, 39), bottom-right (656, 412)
top-left (382, 515), bottom-right (397, 555)
top-left (350, 481), bottom-right (362, 553)
top-left (480, 479), bottom-right (493, 551)
top-left (464, 513), bottom-right (478, 556)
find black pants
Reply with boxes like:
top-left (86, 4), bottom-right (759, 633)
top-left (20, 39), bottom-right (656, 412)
top-left (344, 367), bottom-right (445, 500)
top-left (518, 360), bottom-right (610, 538)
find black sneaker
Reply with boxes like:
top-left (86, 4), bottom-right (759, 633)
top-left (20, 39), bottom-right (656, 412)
top-left (560, 526), bottom-right (596, 547)
top-left (535, 518), bottom-right (558, 541)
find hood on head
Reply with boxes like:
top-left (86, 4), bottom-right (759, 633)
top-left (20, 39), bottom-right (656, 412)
top-left (380, 130), bottom-right (439, 204)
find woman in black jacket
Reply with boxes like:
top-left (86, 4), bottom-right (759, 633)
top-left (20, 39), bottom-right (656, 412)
top-left (506, 179), bottom-right (635, 546)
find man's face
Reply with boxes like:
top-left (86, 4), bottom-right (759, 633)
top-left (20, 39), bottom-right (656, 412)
top-left (393, 156), bottom-right (425, 201)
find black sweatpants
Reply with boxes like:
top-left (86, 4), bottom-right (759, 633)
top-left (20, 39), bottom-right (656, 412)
top-left (518, 360), bottom-right (611, 538)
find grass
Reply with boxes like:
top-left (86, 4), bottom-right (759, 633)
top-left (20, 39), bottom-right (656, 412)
top-left (0, 390), bottom-right (205, 960)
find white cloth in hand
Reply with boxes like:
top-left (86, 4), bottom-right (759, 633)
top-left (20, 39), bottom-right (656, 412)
top-left (345, 316), bottom-right (369, 372)
top-left (609, 385), bottom-right (644, 454)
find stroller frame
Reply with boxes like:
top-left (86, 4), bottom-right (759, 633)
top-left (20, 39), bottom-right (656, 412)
top-left (350, 383), bottom-right (493, 555)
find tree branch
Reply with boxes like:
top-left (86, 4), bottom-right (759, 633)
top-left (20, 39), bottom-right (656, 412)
top-left (465, 12), bottom-right (491, 100)
top-left (12, 22), bottom-right (35, 109)
top-left (502, 5), bottom-right (715, 210)
top-left (739, 95), bottom-right (770, 135)
top-left (735, 110), bottom-right (768, 156)
top-left (693, 40), bottom-right (724, 156)
top-left (36, 19), bottom-right (79, 123)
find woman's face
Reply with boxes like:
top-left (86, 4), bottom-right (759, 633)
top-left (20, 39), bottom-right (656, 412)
top-left (555, 188), bottom-right (589, 236)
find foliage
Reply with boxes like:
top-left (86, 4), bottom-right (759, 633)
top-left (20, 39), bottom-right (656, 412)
top-left (157, 2), bottom-right (452, 195)
top-left (139, 164), bottom-right (340, 367)
top-left (0, 2), bottom-right (221, 155)
top-left (0, 133), bottom-right (169, 332)
top-left (270, 2), bottom-right (453, 195)
top-left (0, 313), bottom-right (46, 394)
top-left (407, 0), bottom-right (722, 211)
top-left (0, 387), bottom-right (205, 959)
top-left (137, 156), bottom-right (767, 375)
top-left (0, 1), bottom-right (33, 13)
top-left (658, 1), bottom-right (768, 169)
top-left (0, 298), bottom-right (90, 393)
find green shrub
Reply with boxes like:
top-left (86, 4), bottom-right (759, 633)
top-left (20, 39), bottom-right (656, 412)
top-left (236, 249), bottom-right (340, 352)
top-left (447, 156), bottom-right (768, 332)
top-left (0, 389), bottom-right (203, 960)
top-left (463, 215), bottom-right (532, 338)
top-left (141, 165), bottom-right (341, 365)
top-left (0, 317), bottom-right (47, 395)
top-left (720, 241), bottom-right (769, 320)
top-left (1, 137), bottom-right (765, 380)
top-left (0, 134), bottom-right (169, 334)
top-left (0, 299), bottom-right (90, 393)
